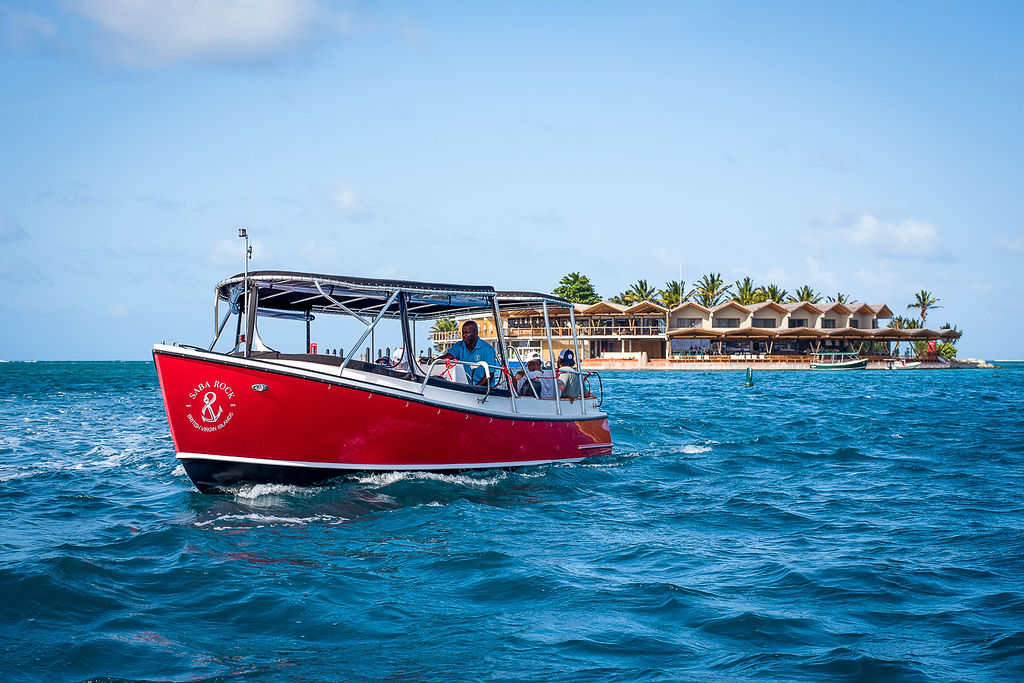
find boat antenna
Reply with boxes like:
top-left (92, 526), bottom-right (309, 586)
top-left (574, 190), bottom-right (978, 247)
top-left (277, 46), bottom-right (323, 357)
top-left (239, 228), bottom-right (252, 313)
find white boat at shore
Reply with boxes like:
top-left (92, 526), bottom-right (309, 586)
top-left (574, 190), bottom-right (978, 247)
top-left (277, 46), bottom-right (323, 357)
top-left (885, 359), bottom-right (921, 370)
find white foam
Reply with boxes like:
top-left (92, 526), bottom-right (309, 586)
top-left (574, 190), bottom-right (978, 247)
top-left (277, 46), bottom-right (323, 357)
top-left (355, 491), bottom-right (397, 504)
top-left (194, 512), bottom-right (348, 528)
top-left (232, 483), bottom-right (313, 499)
top-left (351, 470), bottom-right (507, 488)
top-left (681, 444), bottom-right (712, 454)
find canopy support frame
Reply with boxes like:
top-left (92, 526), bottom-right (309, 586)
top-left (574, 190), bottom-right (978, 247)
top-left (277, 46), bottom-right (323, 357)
top-left (339, 290), bottom-right (401, 376)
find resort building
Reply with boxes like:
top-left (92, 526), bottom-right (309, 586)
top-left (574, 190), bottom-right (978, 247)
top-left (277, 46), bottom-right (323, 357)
top-left (434, 299), bottom-right (959, 361)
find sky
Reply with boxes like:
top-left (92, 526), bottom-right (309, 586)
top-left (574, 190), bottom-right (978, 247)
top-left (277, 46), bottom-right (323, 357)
top-left (1, 0), bottom-right (1022, 360)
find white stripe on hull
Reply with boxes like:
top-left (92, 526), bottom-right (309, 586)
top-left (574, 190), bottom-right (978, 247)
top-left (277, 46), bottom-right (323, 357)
top-left (176, 451), bottom-right (589, 470)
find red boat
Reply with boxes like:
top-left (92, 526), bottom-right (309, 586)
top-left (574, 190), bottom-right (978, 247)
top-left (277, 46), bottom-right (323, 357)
top-left (154, 255), bottom-right (612, 493)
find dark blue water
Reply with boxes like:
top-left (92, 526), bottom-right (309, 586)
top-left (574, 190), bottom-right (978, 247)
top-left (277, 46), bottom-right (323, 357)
top-left (2, 362), bottom-right (1023, 681)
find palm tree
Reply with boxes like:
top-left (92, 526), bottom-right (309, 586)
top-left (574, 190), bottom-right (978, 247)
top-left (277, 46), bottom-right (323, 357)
top-left (826, 292), bottom-right (851, 303)
top-left (789, 285), bottom-right (822, 303)
top-left (624, 279), bottom-right (658, 304)
top-left (889, 315), bottom-right (920, 355)
top-left (658, 280), bottom-right (686, 308)
top-left (761, 284), bottom-right (788, 303)
top-left (908, 290), bottom-right (941, 326)
top-left (430, 318), bottom-right (458, 352)
top-left (691, 272), bottom-right (732, 308)
top-left (889, 315), bottom-right (909, 330)
top-left (732, 277), bottom-right (763, 306)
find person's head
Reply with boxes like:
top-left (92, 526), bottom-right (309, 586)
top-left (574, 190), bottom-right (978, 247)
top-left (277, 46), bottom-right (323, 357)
top-left (461, 320), bottom-right (479, 346)
top-left (558, 349), bottom-right (576, 367)
top-left (526, 352), bottom-right (543, 372)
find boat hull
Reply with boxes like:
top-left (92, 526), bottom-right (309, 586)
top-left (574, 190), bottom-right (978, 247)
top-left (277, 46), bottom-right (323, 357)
top-left (810, 358), bottom-right (869, 370)
top-left (886, 360), bottom-right (921, 370)
top-left (153, 347), bottom-right (613, 492)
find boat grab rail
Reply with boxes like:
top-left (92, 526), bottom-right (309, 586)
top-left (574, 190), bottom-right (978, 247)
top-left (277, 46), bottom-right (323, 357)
top-left (556, 367), bottom-right (604, 409)
top-left (506, 345), bottom-right (604, 409)
top-left (505, 345), bottom-right (541, 400)
top-left (419, 358), bottom-right (494, 403)
top-left (175, 342), bottom-right (213, 353)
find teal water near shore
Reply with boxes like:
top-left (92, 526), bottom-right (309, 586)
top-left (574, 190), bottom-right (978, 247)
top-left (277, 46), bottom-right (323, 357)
top-left (1, 362), bottom-right (1023, 681)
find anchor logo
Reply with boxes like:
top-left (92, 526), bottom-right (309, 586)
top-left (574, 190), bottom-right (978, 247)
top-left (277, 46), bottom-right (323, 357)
top-left (185, 380), bottom-right (236, 432)
top-left (200, 391), bottom-right (223, 423)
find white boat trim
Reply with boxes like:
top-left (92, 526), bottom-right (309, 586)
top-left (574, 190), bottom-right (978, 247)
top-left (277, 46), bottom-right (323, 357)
top-left (176, 451), bottom-right (587, 470)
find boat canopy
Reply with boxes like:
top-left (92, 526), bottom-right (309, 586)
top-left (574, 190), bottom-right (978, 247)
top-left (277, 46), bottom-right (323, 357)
top-left (495, 291), bottom-right (575, 312)
top-left (216, 271), bottom-right (572, 321)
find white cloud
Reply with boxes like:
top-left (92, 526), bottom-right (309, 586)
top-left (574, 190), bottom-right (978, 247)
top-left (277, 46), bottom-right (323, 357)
top-left (0, 6), bottom-right (56, 50)
top-left (804, 256), bottom-right (836, 289)
top-left (0, 216), bottom-right (28, 242)
top-left (810, 149), bottom-right (862, 175)
top-left (855, 264), bottom-right (899, 289)
top-left (971, 281), bottom-right (994, 293)
top-left (0, 261), bottom-right (44, 282)
top-left (808, 213), bottom-right (949, 261)
top-left (760, 268), bottom-right (789, 285)
top-left (331, 181), bottom-right (371, 219)
top-left (996, 234), bottom-right (1024, 253)
top-left (649, 247), bottom-right (683, 272)
top-left (65, 0), bottom-right (353, 67)
top-left (518, 210), bottom-right (564, 226)
top-left (297, 241), bottom-right (339, 269)
top-left (397, 16), bottom-right (428, 50)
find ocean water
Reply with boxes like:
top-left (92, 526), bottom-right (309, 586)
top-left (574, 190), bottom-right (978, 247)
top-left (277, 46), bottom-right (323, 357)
top-left (1, 361), bottom-right (1023, 682)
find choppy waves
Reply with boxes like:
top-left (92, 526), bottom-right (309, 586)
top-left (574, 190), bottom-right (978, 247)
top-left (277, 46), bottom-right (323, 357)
top-left (1, 362), bottom-right (1023, 681)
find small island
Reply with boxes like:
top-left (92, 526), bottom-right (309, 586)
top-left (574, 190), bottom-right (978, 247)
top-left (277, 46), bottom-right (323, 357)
top-left (430, 273), bottom-right (972, 370)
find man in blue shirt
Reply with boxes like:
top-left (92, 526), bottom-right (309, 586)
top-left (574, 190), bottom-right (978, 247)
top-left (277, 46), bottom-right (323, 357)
top-left (442, 320), bottom-right (498, 385)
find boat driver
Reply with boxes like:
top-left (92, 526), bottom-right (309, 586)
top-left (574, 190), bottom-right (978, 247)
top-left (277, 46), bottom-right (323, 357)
top-left (441, 320), bottom-right (497, 385)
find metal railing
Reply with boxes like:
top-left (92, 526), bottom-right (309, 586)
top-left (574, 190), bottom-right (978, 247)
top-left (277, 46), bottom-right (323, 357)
top-left (418, 358), bottom-right (493, 403)
top-left (506, 325), bottom-right (665, 338)
top-left (506, 344), bottom-right (603, 411)
top-left (505, 345), bottom-right (541, 400)
top-left (431, 325), bottom-right (666, 345)
top-left (555, 367), bottom-right (604, 410)
top-left (413, 347), bottom-right (605, 412)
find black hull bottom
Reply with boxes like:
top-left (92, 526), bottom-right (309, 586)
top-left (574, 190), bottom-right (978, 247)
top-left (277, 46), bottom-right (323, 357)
top-left (181, 458), bottom-right (361, 494)
top-left (180, 457), bottom-right (533, 494)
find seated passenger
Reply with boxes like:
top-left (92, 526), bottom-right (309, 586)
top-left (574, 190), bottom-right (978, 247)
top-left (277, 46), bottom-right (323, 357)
top-left (441, 320), bottom-right (497, 385)
top-left (556, 349), bottom-right (582, 399)
top-left (390, 347), bottom-right (410, 372)
top-left (514, 352), bottom-right (557, 398)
